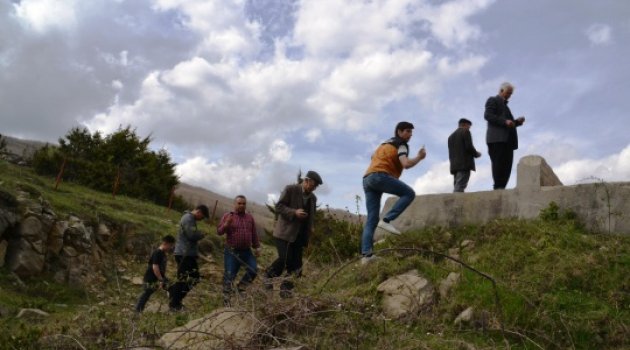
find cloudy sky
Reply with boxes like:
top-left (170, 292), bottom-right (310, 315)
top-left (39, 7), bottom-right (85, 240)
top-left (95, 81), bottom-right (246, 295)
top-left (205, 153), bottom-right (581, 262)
top-left (1, 0), bottom-right (629, 212)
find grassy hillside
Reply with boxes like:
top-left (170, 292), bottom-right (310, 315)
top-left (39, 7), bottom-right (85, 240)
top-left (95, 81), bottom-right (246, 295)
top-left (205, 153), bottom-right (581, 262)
top-left (0, 160), bottom-right (628, 349)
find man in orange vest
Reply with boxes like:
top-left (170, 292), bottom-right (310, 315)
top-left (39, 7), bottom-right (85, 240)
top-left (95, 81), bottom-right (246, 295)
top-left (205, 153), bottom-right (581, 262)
top-left (361, 121), bottom-right (426, 265)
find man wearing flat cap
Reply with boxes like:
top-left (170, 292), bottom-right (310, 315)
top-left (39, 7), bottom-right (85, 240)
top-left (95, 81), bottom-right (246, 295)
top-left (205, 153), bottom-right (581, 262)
top-left (265, 170), bottom-right (322, 297)
top-left (448, 118), bottom-right (482, 192)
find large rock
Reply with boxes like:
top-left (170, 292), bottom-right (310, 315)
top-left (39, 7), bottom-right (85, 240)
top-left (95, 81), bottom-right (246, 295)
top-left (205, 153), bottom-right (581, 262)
top-left (517, 155), bottom-right (562, 191)
top-left (454, 307), bottom-right (474, 326)
top-left (96, 223), bottom-right (111, 245)
top-left (438, 272), bottom-right (461, 299)
top-left (47, 221), bottom-right (67, 256)
top-left (159, 308), bottom-right (262, 349)
top-left (7, 216), bottom-right (48, 277)
top-left (376, 269), bottom-right (434, 318)
top-left (0, 207), bottom-right (18, 236)
top-left (372, 226), bottom-right (393, 243)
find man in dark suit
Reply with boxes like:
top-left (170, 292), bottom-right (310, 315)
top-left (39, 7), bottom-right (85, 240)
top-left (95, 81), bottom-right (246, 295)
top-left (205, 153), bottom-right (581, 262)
top-left (448, 118), bottom-right (481, 192)
top-left (265, 170), bottom-right (322, 297)
top-left (484, 82), bottom-right (525, 190)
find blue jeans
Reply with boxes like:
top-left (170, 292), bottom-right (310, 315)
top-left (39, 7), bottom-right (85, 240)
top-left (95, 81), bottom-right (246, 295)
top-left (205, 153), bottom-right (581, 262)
top-left (223, 247), bottom-right (257, 293)
top-left (361, 172), bottom-right (415, 255)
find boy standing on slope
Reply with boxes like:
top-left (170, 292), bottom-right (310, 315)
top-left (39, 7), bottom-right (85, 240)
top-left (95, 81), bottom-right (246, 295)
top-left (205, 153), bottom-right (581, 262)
top-left (135, 235), bottom-right (176, 313)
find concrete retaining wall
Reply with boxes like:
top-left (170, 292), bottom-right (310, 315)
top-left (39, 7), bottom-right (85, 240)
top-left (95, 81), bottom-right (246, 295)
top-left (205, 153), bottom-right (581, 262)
top-left (382, 155), bottom-right (630, 234)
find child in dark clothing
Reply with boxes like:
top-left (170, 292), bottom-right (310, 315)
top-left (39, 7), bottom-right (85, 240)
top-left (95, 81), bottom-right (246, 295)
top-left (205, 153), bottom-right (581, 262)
top-left (135, 235), bottom-right (176, 312)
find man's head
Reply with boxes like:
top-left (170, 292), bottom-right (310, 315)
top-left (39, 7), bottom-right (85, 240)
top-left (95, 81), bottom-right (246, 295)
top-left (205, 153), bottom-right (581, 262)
top-left (303, 170), bottom-right (323, 194)
top-left (498, 82), bottom-right (514, 100)
top-left (234, 195), bottom-right (247, 213)
top-left (192, 204), bottom-right (210, 221)
top-left (161, 234), bottom-right (176, 252)
top-left (458, 118), bottom-right (472, 130)
top-left (395, 121), bottom-right (415, 141)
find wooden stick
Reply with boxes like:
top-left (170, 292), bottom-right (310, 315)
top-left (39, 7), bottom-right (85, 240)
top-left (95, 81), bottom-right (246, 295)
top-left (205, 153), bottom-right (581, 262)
top-left (112, 166), bottom-right (121, 198)
top-left (210, 199), bottom-right (219, 223)
top-left (165, 186), bottom-right (176, 213)
top-left (54, 157), bottom-right (67, 190)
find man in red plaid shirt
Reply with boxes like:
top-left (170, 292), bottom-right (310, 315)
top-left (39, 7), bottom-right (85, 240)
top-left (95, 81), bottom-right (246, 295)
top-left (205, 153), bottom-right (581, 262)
top-left (217, 195), bottom-right (261, 303)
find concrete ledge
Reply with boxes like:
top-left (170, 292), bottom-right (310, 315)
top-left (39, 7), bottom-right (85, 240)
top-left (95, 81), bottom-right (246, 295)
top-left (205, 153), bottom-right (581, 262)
top-left (382, 155), bottom-right (629, 234)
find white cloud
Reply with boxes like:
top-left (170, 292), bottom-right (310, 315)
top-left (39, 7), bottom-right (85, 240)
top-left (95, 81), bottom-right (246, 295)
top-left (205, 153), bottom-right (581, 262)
top-left (423, 0), bottom-right (494, 48)
top-left (585, 23), bottom-right (612, 45)
top-left (412, 161), bottom-right (453, 194)
top-left (293, 0), bottom-right (413, 57)
top-left (152, 0), bottom-right (260, 58)
top-left (176, 156), bottom-right (263, 195)
top-left (269, 139), bottom-right (292, 163)
top-left (266, 193), bottom-right (279, 205)
top-left (13, 0), bottom-right (78, 32)
top-left (555, 144), bottom-right (630, 185)
top-left (111, 80), bottom-right (123, 90)
top-left (305, 128), bottom-right (322, 143)
top-left (308, 49), bottom-right (435, 130)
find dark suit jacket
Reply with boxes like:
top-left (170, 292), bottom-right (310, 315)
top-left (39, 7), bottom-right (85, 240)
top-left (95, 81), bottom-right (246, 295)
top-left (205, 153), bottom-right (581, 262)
top-left (448, 127), bottom-right (479, 174)
top-left (484, 95), bottom-right (523, 149)
top-left (273, 184), bottom-right (316, 245)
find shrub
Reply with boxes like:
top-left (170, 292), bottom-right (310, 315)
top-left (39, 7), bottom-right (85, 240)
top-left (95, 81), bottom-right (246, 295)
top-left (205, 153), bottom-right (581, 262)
top-left (31, 126), bottom-right (186, 207)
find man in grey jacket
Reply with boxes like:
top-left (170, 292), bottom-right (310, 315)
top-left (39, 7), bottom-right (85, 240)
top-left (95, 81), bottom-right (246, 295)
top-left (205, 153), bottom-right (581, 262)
top-left (168, 204), bottom-right (209, 311)
top-left (448, 118), bottom-right (481, 192)
top-left (265, 170), bottom-right (322, 297)
top-left (485, 82), bottom-right (525, 190)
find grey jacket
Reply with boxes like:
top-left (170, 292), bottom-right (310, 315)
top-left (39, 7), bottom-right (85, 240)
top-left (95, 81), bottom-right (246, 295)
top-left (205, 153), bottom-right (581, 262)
top-left (484, 95), bottom-right (522, 149)
top-left (448, 127), bottom-right (479, 174)
top-left (173, 211), bottom-right (204, 257)
top-left (273, 184), bottom-right (316, 245)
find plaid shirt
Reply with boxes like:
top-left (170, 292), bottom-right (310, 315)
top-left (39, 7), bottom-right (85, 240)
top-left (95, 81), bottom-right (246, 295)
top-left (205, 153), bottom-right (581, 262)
top-left (217, 212), bottom-right (260, 250)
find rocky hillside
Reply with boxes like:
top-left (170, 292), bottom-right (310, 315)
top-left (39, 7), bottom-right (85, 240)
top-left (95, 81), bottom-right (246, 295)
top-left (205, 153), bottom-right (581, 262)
top-left (0, 159), bottom-right (628, 350)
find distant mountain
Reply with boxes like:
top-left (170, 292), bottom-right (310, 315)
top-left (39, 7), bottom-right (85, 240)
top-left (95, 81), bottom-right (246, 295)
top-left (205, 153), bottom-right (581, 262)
top-left (1, 134), bottom-right (51, 159)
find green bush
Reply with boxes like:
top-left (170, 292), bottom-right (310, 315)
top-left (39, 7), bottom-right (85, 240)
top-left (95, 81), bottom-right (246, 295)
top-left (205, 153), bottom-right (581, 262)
top-left (31, 126), bottom-right (187, 207)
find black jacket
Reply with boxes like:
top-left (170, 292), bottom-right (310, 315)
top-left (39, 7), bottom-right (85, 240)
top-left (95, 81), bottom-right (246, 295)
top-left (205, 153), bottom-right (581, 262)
top-left (448, 127), bottom-right (479, 174)
top-left (484, 95), bottom-right (522, 149)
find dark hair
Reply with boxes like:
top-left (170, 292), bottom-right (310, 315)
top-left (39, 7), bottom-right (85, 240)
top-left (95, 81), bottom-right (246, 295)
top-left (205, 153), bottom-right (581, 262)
top-left (162, 235), bottom-right (176, 244)
top-left (235, 195), bottom-right (247, 201)
top-left (394, 121), bottom-right (414, 137)
top-left (458, 118), bottom-right (472, 126)
top-left (195, 204), bottom-right (210, 218)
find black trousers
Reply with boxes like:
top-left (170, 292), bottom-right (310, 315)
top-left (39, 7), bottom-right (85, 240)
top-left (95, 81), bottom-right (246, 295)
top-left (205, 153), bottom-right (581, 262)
top-left (168, 255), bottom-right (199, 308)
top-left (266, 237), bottom-right (304, 290)
top-left (488, 142), bottom-right (514, 190)
top-left (135, 283), bottom-right (158, 312)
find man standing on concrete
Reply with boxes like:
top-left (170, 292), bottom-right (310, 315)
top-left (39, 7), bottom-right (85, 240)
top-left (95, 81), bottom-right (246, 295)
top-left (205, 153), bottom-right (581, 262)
top-left (361, 121), bottom-right (426, 265)
top-left (485, 82), bottom-right (525, 190)
top-left (265, 170), bottom-right (322, 297)
top-left (448, 118), bottom-right (482, 192)
top-left (168, 204), bottom-right (209, 311)
top-left (217, 195), bottom-right (261, 305)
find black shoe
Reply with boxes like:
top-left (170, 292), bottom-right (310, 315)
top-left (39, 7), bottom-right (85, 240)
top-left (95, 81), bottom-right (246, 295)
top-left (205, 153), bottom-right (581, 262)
top-left (279, 289), bottom-right (293, 299)
top-left (169, 305), bottom-right (184, 313)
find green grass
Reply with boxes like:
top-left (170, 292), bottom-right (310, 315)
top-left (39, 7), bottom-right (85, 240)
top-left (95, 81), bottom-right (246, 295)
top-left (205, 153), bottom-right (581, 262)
top-left (0, 160), bottom-right (628, 349)
top-left (0, 161), bottom-right (190, 237)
